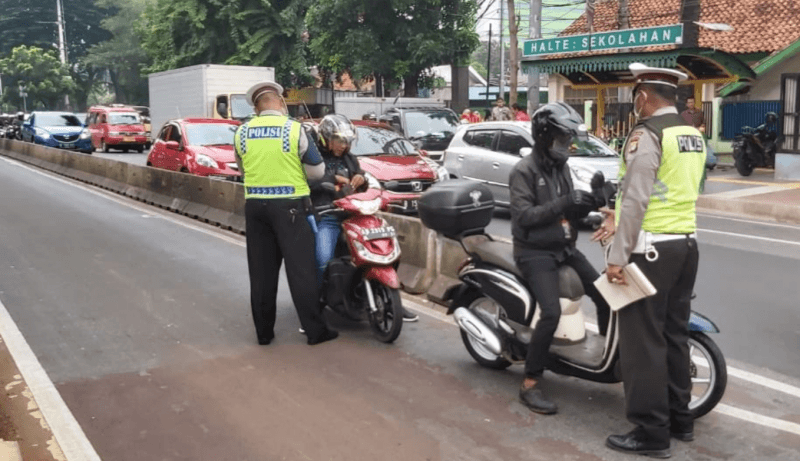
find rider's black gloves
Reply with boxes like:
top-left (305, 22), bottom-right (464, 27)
top-left (556, 190), bottom-right (598, 219)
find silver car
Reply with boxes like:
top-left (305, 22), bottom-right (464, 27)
top-left (444, 121), bottom-right (619, 208)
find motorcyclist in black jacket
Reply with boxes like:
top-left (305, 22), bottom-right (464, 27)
top-left (509, 102), bottom-right (611, 415)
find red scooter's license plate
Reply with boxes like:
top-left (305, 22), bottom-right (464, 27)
top-left (363, 227), bottom-right (396, 240)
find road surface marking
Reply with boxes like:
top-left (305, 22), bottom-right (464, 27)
top-left (0, 298), bottom-right (102, 461)
top-left (698, 213), bottom-right (800, 230)
top-left (10, 154), bottom-right (800, 422)
top-left (698, 228), bottom-right (800, 247)
top-left (707, 177), bottom-right (800, 188)
top-left (715, 403), bottom-right (800, 436)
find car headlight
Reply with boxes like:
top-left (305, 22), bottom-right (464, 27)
top-left (79, 129), bottom-right (91, 140)
top-left (570, 164), bottom-right (595, 190)
top-left (196, 154), bottom-right (219, 169)
top-left (435, 165), bottom-right (449, 181)
top-left (363, 172), bottom-right (382, 190)
top-left (350, 197), bottom-right (382, 215)
top-left (35, 128), bottom-right (51, 139)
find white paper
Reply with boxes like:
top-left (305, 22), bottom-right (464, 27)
top-left (593, 262), bottom-right (657, 311)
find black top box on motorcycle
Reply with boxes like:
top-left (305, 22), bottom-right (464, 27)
top-left (418, 180), bottom-right (494, 238)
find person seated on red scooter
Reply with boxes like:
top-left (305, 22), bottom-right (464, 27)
top-left (509, 102), bottom-right (611, 415)
top-left (308, 114), bottom-right (419, 322)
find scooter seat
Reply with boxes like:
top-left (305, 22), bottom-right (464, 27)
top-left (470, 240), bottom-right (585, 300)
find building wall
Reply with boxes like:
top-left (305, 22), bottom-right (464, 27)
top-left (730, 52), bottom-right (800, 101)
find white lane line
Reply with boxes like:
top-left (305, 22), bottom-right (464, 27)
top-left (698, 228), bottom-right (800, 246)
top-left (0, 298), bottom-right (102, 461)
top-left (698, 213), bottom-right (800, 230)
top-left (0, 156), bottom-right (246, 248)
top-left (715, 403), bottom-right (800, 436)
top-left (403, 296), bottom-right (800, 436)
top-left (11, 154), bottom-right (800, 432)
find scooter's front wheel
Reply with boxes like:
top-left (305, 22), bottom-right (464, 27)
top-left (366, 281), bottom-right (403, 343)
top-left (688, 331), bottom-right (727, 419)
top-left (461, 297), bottom-right (512, 370)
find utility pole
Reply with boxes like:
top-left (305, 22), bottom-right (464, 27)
top-left (527, 0), bottom-right (542, 114)
top-left (56, 0), bottom-right (70, 109)
top-left (485, 24), bottom-right (492, 108)
top-left (498, 1), bottom-right (505, 102)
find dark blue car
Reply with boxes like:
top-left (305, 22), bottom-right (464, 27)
top-left (21, 111), bottom-right (93, 153)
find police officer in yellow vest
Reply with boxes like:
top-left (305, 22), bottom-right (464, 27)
top-left (598, 64), bottom-right (706, 458)
top-left (235, 81), bottom-right (338, 346)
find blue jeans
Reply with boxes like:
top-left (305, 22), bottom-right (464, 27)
top-left (309, 214), bottom-right (342, 286)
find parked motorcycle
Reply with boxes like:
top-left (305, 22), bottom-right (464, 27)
top-left (418, 179), bottom-right (727, 419)
top-left (733, 112), bottom-right (779, 176)
top-left (316, 185), bottom-right (418, 343)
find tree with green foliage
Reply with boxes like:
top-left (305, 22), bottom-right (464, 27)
top-left (306, 0), bottom-right (480, 97)
top-left (0, 46), bottom-right (76, 110)
top-left (138, 0), bottom-right (313, 87)
top-left (83, 0), bottom-right (153, 106)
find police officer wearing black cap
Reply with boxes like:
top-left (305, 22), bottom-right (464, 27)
top-left (235, 81), bottom-right (338, 346)
top-left (600, 63), bottom-right (706, 458)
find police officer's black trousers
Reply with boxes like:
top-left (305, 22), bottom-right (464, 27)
top-left (516, 248), bottom-right (611, 378)
top-left (618, 237), bottom-right (698, 443)
top-left (245, 198), bottom-right (328, 343)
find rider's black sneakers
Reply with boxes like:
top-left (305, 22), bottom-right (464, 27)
top-left (518, 386), bottom-right (558, 415)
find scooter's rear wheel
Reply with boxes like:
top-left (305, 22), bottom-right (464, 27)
top-left (461, 297), bottom-right (512, 370)
top-left (688, 331), bottom-right (727, 419)
top-left (366, 282), bottom-right (403, 343)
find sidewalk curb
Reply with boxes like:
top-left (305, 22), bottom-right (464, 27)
top-left (698, 195), bottom-right (800, 225)
top-left (0, 299), bottom-right (102, 461)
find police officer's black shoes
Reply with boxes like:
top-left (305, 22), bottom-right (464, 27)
top-left (606, 428), bottom-right (671, 458)
top-left (307, 329), bottom-right (339, 345)
top-left (258, 335), bottom-right (274, 345)
top-left (519, 386), bottom-right (558, 415)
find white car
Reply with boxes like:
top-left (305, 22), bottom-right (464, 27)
top-left (444, 121), bottom-right (619, 208)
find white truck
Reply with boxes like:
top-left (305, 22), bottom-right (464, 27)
top-left (148, 64), bottom-right (276, 138)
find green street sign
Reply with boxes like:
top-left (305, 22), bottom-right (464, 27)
top-left (523, 24), bottom-right (683, 57)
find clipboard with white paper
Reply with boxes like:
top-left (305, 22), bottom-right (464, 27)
top-left (593, 262), bottom-right (657, 311)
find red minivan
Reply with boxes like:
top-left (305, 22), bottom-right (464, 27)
top-left (87, 105), bottom-right (149, 153)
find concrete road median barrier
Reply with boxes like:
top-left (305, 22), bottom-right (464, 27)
top-left (382, 214), bottom-right (437, 294)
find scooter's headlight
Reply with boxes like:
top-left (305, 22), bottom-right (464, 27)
top-left (350, 197), bottom-right (382, 215)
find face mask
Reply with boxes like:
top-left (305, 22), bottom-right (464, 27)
top-left (633, 91), bottom-right (646, 120)
top-left (547, 134), bottom-right (573, 166)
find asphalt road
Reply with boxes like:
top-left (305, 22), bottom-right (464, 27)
top-left (1, 155), bottom-right (800, 460)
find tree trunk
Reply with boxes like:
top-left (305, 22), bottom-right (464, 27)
top-left (403, 73), bottom-right (419, 98)
top-left (506, 0), bottom-right (519, 106)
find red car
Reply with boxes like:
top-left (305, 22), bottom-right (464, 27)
top-left (87, 105), bottom-right (149, 153)
top-left (147, 118), bottom-right (241, 179)
top-left (348, 120), bottom-right (449, 213)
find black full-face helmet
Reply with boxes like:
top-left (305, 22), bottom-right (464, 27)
top-left (531, 102), bottom-right (588, 166)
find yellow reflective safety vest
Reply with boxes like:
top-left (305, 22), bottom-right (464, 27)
top-left (616, 113), bottom-right (706, 233)
top-left (234, 115), bottom-right (310, 199)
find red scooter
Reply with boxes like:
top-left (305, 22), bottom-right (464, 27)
top-left (316, 186), bottom-right (417, 343)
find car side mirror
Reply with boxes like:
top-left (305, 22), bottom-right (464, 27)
top-left (520, 147), bottom-right (533, 157)
top-left (165, 140), bottom-right (180, 150)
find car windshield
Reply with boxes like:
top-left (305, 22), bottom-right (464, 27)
top-left (403, 110), bottom-right (459, 140)
top-left (108, 113), bottom-right (141, 125)
top-left (185, 123), bottom-right (237, 146)
top-left (570, 136), bottom-right (618, 157)
top-left (230, 94), bottom-right (255, 120)
top-left (37, 114), bottom-right (82, 127)
top-left (350, 126), bottom-right (418, 156)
